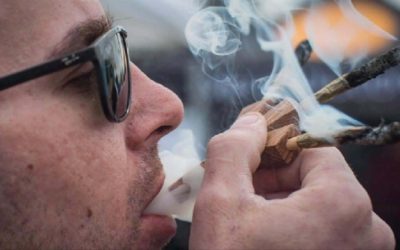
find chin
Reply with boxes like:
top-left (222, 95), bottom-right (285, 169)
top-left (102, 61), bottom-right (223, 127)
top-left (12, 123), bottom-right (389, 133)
top-left (137, 214), bottom-right (177, 249)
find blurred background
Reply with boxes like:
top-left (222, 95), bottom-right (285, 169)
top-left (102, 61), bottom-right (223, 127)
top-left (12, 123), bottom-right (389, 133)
top-left (101, 0), bottom-right (400, 248)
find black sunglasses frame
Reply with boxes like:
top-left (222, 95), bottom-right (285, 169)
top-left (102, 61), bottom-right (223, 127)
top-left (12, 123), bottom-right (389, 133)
top-left (0, 26), bottom-right (132, 122)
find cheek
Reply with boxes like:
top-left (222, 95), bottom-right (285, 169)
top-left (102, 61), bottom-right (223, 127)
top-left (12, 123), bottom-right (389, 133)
top-left (0, 92), bottom-right (144, 236)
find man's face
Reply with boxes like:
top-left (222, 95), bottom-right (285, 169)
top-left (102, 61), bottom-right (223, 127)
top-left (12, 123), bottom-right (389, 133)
top-left (0, 0), bottom-right (183, 249)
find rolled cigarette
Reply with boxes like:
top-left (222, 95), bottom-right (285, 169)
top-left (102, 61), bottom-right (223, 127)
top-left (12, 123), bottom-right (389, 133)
top-left (286, 133), bottom-right (334, 151)
top-left (315, 46), bottom-right (400, 103)
top-left (314, 74), bottom-right (350, 103)
top-left (286, 126), bottom-right (375, 150)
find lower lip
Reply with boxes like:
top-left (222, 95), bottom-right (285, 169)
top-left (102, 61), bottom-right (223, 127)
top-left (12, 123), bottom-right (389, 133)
top-left (140, 214), bottom-right (177, 246)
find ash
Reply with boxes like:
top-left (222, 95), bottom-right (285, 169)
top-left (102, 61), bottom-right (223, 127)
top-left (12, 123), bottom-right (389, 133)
top-left (354, 122), bottom-right (400, 146)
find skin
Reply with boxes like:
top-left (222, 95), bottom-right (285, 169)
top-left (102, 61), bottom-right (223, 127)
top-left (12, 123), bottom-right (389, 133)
top-left (191, 113), bottom-right (395, 249)
top-left (0, 0), bottom-right (395, 250)
top-left (0, 1), bottom-right (183, 249)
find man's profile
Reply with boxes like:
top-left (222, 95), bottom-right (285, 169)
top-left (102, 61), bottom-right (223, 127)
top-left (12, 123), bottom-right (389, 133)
top-left (0, 1), bottom-right (395, 249)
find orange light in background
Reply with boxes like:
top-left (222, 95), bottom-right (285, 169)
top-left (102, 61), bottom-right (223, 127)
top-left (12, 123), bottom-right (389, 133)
top-left (293, 0), bottom-right (398, 61)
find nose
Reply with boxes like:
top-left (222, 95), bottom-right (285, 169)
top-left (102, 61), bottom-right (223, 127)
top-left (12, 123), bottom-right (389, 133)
top-left (124, 63), bottom-right (184, 149)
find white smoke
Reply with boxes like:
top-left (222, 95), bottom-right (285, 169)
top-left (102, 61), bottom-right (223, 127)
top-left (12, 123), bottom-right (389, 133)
top-left (306, 0), bottom-right (397, 76)
top-left (185, 0), bottom-right (398, 139)
top-left (145, 0), bottom-right (398, 221)
top-left (338, 0), bottom-right (396, 41)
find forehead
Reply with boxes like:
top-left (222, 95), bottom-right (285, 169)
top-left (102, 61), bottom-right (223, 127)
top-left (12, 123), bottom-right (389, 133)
top-left (0, 0), bottom-right (105, 74)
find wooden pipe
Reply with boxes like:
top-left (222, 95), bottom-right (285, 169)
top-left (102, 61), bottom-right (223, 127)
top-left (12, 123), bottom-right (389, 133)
top-left (240, 99), bottom-right (301, 168)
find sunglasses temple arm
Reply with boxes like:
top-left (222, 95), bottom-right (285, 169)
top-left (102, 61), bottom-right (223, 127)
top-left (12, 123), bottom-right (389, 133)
top-left (0, 49), bottom-right (96, 91)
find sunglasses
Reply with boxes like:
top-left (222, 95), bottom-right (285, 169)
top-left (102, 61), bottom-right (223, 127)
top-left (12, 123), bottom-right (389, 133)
top-left (0, 26), bottom-right (131, 122)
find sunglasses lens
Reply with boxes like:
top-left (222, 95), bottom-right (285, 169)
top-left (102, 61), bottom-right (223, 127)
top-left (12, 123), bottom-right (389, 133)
top-left (104, 32), bottom-right (130, 120)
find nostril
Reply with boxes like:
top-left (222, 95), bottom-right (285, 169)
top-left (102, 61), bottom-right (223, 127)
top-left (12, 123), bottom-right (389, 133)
top-left (155, 125), bottom-right (173, 136)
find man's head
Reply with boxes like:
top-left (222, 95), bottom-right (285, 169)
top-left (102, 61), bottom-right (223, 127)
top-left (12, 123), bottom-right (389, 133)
top-left (0, 0), bottom-right (183, 249)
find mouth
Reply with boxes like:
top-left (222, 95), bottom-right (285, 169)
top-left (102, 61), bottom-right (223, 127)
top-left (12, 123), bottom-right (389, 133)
top-left (139, 174), bottom-right (177, 247)
top-left (143, 172), bottom-right (166, 211)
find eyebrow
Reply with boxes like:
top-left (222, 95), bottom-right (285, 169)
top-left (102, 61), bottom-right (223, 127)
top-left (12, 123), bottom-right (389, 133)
top-left (48, 15), bottom-right (113, 60)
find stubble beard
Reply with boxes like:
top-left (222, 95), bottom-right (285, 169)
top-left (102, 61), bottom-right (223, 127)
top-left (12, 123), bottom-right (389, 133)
top-left (125, 144), bottom-right (165, 250)
top-left (0, 144), bottom-right (165, 250)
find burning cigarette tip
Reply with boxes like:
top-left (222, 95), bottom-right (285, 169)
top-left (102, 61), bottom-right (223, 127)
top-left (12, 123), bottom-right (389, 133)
top-left (295, 40), bottom-right (313, 66)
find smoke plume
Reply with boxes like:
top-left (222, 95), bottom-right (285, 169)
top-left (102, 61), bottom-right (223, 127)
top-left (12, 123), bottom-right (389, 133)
top-left (185, 0), bottom-right (397, 140)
